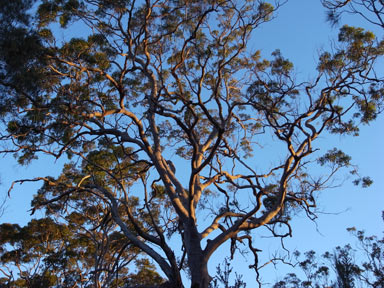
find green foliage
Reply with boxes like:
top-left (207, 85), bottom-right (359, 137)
top-left (0, 213), bottom-right (163, 287)
top-left (318, 148), bottom-right (351, 167)
top-left (0, 0), bottom-right (34, 28)
top-left (126, 259), bottom-right (166, 286)
top-left (0, 0), bottom-right (383, 287)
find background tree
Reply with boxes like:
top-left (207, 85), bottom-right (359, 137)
top-left (332, 246), bottom-right (361, 288)
top-left (210, 257), bottom-right (246, 288)
top-left (347, 213), bottom-right (384, 287)
top-left (0, 139), bottom-right (166, 287)
top-left (0, 192), bottom-right (166, 287)
top-left (1, 0), bottom-right (384, 287)
top-left (272, 212), bottom-right (384, 288)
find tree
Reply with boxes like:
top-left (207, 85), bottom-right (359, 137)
top-left (332, 246), bottom-right (361, 288)
top-left (0, 0), bottom-right (383, 287)
top-left (211, 257), bottom-right (246, 288)
top-left (0, 201), bottom-right (165, 287)
top-left (273, 219), bottom-right (384, 288)
top-left (272, 247), bottom-right (358, 288)
top-left (347, 213), bottom-right (384, 287)
top-left (322, 0), bottom-right (384, 28)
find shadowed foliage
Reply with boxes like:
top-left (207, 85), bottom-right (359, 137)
top-left (0, 0), bottom-right (383, 287)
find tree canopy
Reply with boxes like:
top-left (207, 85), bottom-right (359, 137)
top-left (0, 0), bottom-right (383, 287)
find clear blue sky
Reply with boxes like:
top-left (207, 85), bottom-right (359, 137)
top-left (0, 0), bottom-right (383, 286)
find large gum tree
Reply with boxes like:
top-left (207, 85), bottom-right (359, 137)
top-left (0, 0), bottom-right (383, 287)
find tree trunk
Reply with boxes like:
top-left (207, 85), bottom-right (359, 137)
top-left (189, 258), bottom-right (211, 288)
top-left (184, 224), bottom-right (211, 288)
top-left (168, 268), bottom-right (184, 288)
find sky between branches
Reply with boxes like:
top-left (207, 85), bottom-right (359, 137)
top-left (0, 0), bottom-right (383, 285)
